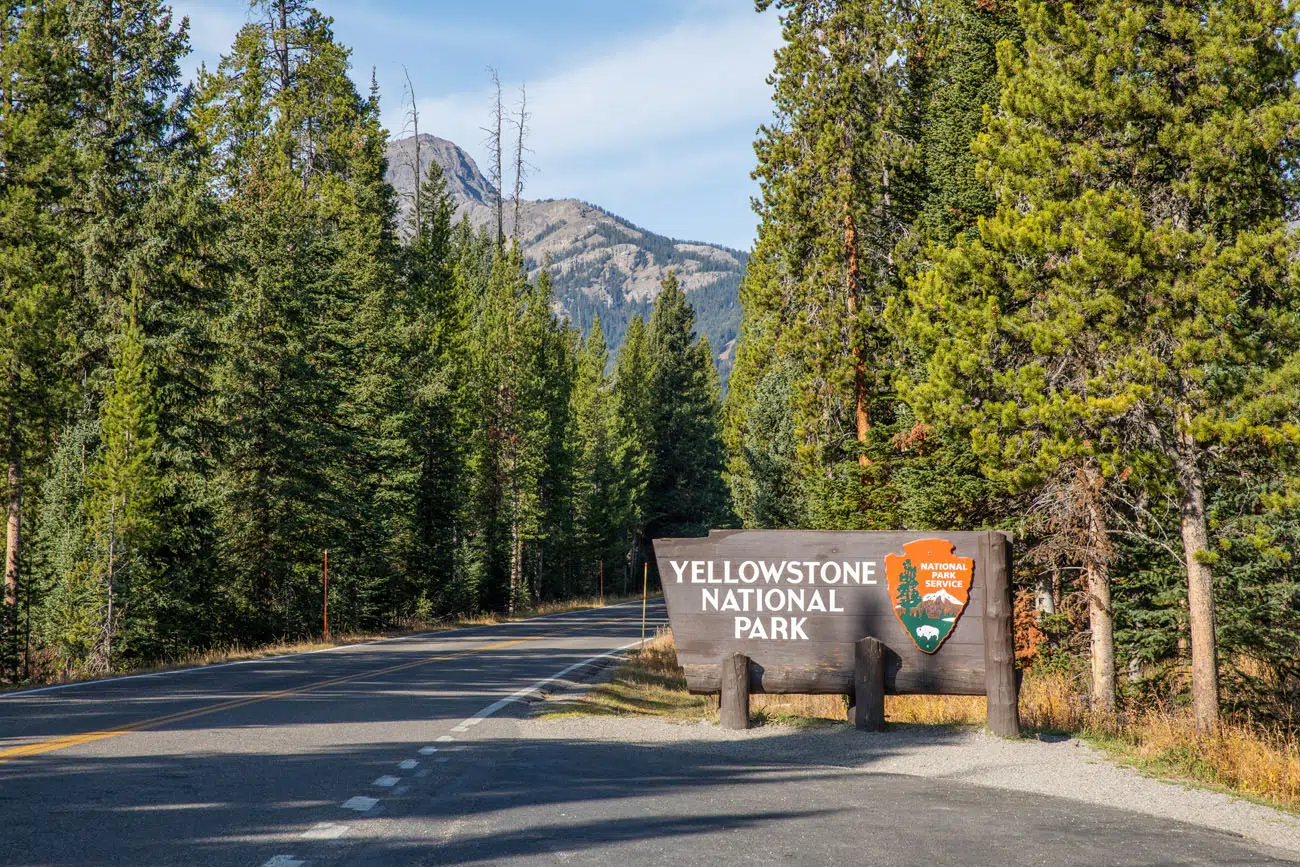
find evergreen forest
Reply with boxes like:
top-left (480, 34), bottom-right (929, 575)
top-left (0, 0), bottom-right (731, 683)
top-left (3, 0), bottom-right (1299, 741)
top-left (729, 0), bottom-right (1300, 733)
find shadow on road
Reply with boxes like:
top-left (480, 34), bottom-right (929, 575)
top-left (3, 723), bottom-right (1292, 867)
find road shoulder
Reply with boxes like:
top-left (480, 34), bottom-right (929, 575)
top-left (523, 710), bottom-right (1300, 859)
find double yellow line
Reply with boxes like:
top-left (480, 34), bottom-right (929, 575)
top-left (0, 633), bottom-right (547, 764)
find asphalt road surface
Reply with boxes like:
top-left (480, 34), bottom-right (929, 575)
top-left (0, 599), bottom-right (1294, 867)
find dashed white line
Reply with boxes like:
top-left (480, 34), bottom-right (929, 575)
top-left (301, 822), bottom-right (350, 840)
top-left (341, 796), bottom-right (379, 812)
top-left (266, 636), bottom-right (649, 867)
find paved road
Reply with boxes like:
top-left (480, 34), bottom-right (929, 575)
top-left (0, 599), bottom-right (1294, 867)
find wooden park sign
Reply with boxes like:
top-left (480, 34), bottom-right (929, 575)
top-left (652, 530), bottom-right (1019, 737)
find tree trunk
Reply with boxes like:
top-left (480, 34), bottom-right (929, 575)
top-left (1086, 560), bottom-right (1115, 715)
top-left (1034, 568), bottom-right (1056, 615)
top-left (844, 209), bottom-right (869, 468)
top-left (1176, 424), bottom-right (1219, 734)
top-left (509, 521), bottom-right (522, 617)
top-left (4, 416), bottom-right (19, 615)
top-left (105, 506), bottom-right (116, 673)
top-left (1083, 464), bottom-right (1115, 715)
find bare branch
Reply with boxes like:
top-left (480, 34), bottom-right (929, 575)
top-left (510, 83), bottom-right (533, 244)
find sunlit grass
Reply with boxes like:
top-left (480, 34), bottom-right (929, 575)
top-left (539, 629), bottom-right (716, 721)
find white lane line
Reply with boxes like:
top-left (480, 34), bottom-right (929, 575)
top-left (372, 775), bottom-right (400, 787)
top-left (418, 746), bottom-right (437, 755)
top-left (450, 724), bottom-right (468, 733)
top-left (0, 599), bottom-right (659, 698)
top-left (399, 759), bottom-right (419, 769)
top-left (436, 735), bottom-right (455, 743)
top-left (341, 796), bottom-right (379, 812)
top-left (445, 638), bottom-right (647, 733)
top-left (262, 857), bottom-right (305, 867)
top-left (301, 822), bottom-right (350, 840)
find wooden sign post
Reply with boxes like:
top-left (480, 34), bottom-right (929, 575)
top-left (653, 530), bottom-right (1019, 737)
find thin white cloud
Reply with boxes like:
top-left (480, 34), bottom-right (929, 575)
top-left (401, 8), bottom-right (781, 179)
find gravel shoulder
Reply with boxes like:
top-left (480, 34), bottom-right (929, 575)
top-left (526, 701), bottom-right (1300, 860)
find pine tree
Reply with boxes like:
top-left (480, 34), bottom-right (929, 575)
top-left (897, 558), bottom-right (921, 612)
top-left (915, 0), bottom-right (1019, 245)
top-left (750, 0), bottom-right (919, 489)
top-left (643, 273), bottom-right (731, 544)
top-left (403, 159), bottom-right (465, 612)
top-left (89, 290), bottom-right (158, 670)
top-left (569, 316), bottom-right (620, 592)
top-left (32, 416), bottom-right (99, 676)
top-left (0, 0), bottom-right (77, 678)
top-left (907, 0), bottom-right (1300, 730)
top-left (195, 1), bottom-right (391, 637)
top-left (611, 314), bottom-right (654, 592)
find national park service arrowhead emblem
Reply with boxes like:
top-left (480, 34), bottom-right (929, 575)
top-left (884, 539), bottom-right (974, 654)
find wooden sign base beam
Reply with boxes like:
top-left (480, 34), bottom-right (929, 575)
top-left (851, 636), bottom-right (885, 732)
top-left (720, 652), bottom-right (750, 730)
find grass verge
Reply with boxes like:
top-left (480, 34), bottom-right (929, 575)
top-left (5, 593), bottom-right (656, 694)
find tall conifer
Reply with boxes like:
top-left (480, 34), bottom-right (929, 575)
top-left (908, 0), bottom-right (1300, 730)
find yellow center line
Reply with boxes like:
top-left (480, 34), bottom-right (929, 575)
top-left (0, 632), bottom-right (555, 763)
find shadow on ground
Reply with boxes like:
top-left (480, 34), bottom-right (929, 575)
top-left (3, 723), bottom-right (1294, 867)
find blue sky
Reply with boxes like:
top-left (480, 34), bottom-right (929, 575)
top-left (172, 1), bottom-right (783, 251)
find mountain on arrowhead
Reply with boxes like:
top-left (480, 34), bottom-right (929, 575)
top-left (922, 589), bottom-right (963, 607)
top-left (385, 134), bottom-right (745, 381)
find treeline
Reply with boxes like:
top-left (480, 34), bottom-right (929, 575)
top-left (0, 0), bottom-right (730, 682)
top-left (727, 0), bottom-right (1300, 731)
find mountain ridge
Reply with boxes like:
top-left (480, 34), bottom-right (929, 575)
top-left (384, 134), bottom-right (745, 379)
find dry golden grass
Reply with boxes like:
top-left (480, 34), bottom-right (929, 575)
top-left (1092, 710), bottom-right (1300, 812)
top-left (1018, 669), bottom-right (1095, 732)
top-left (750, 693), bottom-right (847, 725)
top-left (886, 693), bottom-right (985, 726)
top-left (539, 629), bottom-right (716, 721)
top-left (1009, 669), bottom-right (1300, 813)
top-left (7, 593), bottom-right (657, 693)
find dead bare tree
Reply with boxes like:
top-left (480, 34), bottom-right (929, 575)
top-left (510, 84), bottom-right (532, 244)
top-left (401, 66), bottom-right (422, 239)
top-left (481, 67), bottom-right (504, 248)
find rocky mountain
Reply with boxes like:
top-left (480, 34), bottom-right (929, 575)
top-left (385, 134), bottom-right (746, 380)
